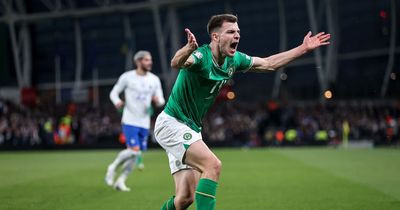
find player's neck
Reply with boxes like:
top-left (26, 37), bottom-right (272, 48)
top-left (136, 68), bottom-right (147, 76)
top-left (209, 43), bottom-right (226, 66)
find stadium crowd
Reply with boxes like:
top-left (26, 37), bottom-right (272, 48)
top-left (0, 99), bottom-right (121, 148)
top-left (0, 98), bottom-right (399, 149)
top-left (203, 101), bottom-right (400, 146)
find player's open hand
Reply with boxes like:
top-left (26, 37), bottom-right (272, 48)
top-left (185, 28), bottom-right (198, 51)
top-left (302, 31), bottom-right (330, 51)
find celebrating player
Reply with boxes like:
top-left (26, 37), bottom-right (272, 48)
top-left (154, 14), bottom-right (330, 209)
top-left (105, 50), bottom-right (165, 192)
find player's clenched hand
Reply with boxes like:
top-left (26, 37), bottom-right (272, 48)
top-left (185, 28), bottom-right (198, 51)
top-left (152, 96), bottom-right (159, 104)
top-left (115, 101), bottom-right (124, 109)
top-left (302, 31), bottom-right (330, 51)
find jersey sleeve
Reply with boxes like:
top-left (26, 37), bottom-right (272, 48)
top-left (109, 74), bottom-right (126, 105)
top-left (186, 49), bottom-right (204, 72)
top-left (235, 51), bottom-right (254, 73)
top-left (153, 77), bottom-right (165, 107)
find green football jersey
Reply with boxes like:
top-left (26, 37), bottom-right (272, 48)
top-left (164, 44), bottom-right (253, 132)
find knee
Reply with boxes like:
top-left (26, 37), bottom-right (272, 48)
top-left (205, 158), bottom-right (222, 177)
top-left (213, 158), bottom-right (222, 176)
top-left (174, 195), bottom-right (194, 209)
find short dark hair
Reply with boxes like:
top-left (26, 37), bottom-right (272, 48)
top-left (207, 14), bottom-right (238, 35)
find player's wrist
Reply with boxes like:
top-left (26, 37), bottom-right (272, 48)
top-left (298, 44), bottom-right (309, 54)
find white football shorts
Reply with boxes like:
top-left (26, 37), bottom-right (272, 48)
top-left (154, 111), bottom-right (202, 174)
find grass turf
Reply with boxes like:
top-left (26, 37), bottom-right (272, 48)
top-left (0, 148), bottom-right (399, 210)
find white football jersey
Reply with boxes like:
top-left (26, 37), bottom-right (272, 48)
top-left (110, 70), bottom-right (165, 129)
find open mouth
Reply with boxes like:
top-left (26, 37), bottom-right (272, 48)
top-left (230, 42), bottom-right (238, 49)
top-left (228, 42), bottom-right (238, 55)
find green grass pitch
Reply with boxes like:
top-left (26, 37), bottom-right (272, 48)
top-left (1, 148), bottom-right (399, 210)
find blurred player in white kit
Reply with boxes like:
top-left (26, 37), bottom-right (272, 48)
top-left (105, 50), bottom-right (165, 192)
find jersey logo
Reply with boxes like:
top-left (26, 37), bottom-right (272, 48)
top-left (183, 133), bottom-right (192, 140)
top-left (193, 51), bottom-right (203, 59)
top-left (228, 66), bottom-right (234, 76)
top-left (175, 160), bottom-right (181, 167)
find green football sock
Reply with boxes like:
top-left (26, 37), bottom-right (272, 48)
top-left (195, 178), bottom-right (218, 210)
top-left (136, 153), bottom-right (143, 165)
top-left (161, 196), bottom-right (175, 210)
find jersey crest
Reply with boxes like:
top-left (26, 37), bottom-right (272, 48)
top-left (228, 66), bottom-right (234, 77)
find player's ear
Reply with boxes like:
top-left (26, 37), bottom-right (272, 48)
top-left (211, 32), bottom-right (219, 41)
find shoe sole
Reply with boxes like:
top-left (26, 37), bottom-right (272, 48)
top-left (114, 185), bottom-right (130, 192)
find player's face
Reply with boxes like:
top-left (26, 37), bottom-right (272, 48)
top-left (138, 54), bottom-right (153, 72)
top-left (215, 21), bottom-right (240, 57)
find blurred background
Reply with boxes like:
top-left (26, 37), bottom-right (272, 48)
top-left (0, 0), bottom-right (399, 150)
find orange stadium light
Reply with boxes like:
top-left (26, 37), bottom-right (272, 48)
top-left (324, 90), bottom-right (333, 99)
top-left (226, 91), bottom-right (236, 100)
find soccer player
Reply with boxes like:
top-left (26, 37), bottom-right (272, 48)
top-left (106, 50), bottom-right (165, 192)
top-left (154, 14), bottom-right (330, 209)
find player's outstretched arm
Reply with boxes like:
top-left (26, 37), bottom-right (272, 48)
top-left (249, 31), bottom-right (330, 73)
top-left (170, 28), bottom-right (199, 69)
